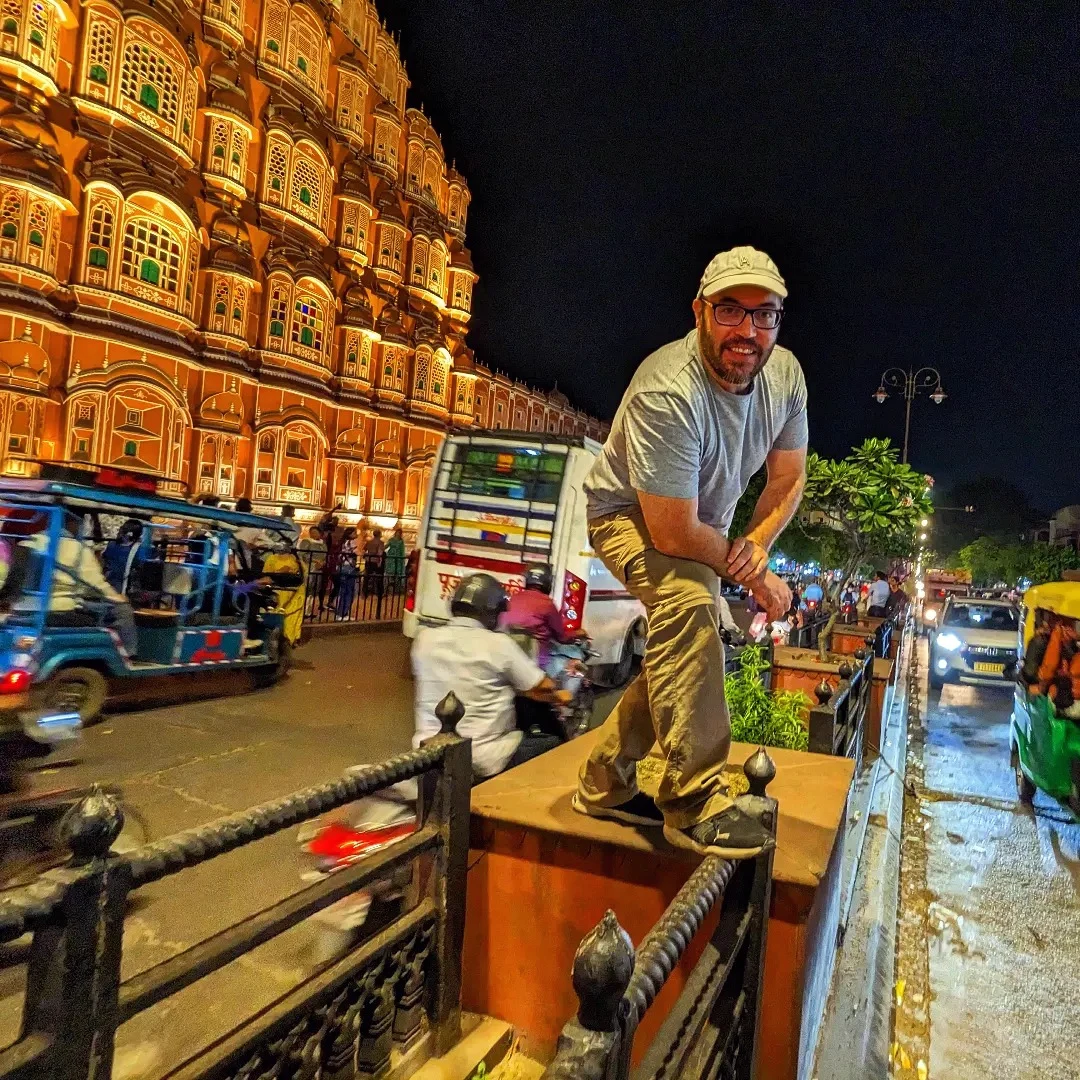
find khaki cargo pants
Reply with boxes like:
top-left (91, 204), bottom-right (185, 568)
top-left (577, 509), bottom-right (734, 830)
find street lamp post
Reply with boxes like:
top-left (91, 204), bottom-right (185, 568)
top-left (873, 367), bottom-right (946, 464)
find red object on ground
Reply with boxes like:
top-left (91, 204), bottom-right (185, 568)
top-left (305, 820), bottom-right (416, 870)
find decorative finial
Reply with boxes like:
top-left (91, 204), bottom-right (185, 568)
top-left (21, 322), bottom-right (32, 341)
top-left (814, 677), bottom-right (833, 705)
top-left (62, 786), bottom-right (124, 863)
top-left (744, 746), bottom-right (777, 796)
top-left (572, 911), bottom-right (634, 1032)
top-left (434, 691), bottom-right (465, 734)
top-left (837, 661), bottom-right (853, 680)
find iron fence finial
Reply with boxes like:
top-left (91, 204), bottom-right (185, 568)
top-left (743, 747), bottom-right (777, 797)
top-left (837, 661), bottom-right (853, 680)
top-left (61, 784), bottom-right (124, 863)
top-left (814, 677), bottom-right (833, 705)
top-left (435, 692), bottom-right (466, 734)
top-left (572, 910), bottom-right (634, 1032)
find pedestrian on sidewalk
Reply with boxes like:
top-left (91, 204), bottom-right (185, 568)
top-left (573, 245), bottom-right (807, 859)
top-left (867, 571), bottom-right (891, 617)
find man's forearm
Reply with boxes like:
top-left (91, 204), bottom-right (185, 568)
top-left (650, 519), bottom-right (732, 579)
top-left (744, 472), bottom-right (806, 549)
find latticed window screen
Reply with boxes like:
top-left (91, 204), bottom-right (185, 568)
top-left (290, 156), bottom-right (321, 222)
top-left (262, 0), bottom-right (285, 59)
top-left (292, 296), bottom-right (324, 352)
top-left (412, 238), bottom-right (428, 283)
top-left (230, 128), bottom-right (245, 177)
top-left (27, 203), bottom-right (48, 246)
top-left (121, 217), bottom-right (182, 292)
top-left (86, 18), bottom-right (113, 83)
top-left (231, 284), bottom-right (245, 330)
top-left (268, 286), bottom-right (288, 338)
top-left (1, 190), bottom-right (21, 235)
top-left (209, 118), bottom-right (229, 172)
top-left (120, 41), bottom-right (180, 124)
top-left (212, 277), bottom-right (229, 316)
top-left (266, 141), bottom-right (288, 196)
top-left (414, 351), bottom-right (429, 396)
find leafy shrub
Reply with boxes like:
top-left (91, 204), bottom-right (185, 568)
top-left (726, 645), bottom-right (810, 751)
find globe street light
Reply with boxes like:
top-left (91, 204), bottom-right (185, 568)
top-left (873, 366), bottom-right (947, 464)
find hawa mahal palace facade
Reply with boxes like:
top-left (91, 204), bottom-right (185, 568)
top-left (0, 0), bottom-right (606, 531)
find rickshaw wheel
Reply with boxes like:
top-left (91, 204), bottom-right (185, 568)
top-left (32, 666), bottom-right (108, 727)
top-left (254, 634), bottom-right (292, 689)
top-left (1012, 745), bottom-right (1036, 805)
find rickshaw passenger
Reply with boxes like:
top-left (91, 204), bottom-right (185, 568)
top-left (102, 519), bottom-right (144, 594)
top-left (16, 523), bottom-right (138, 655)
top-left (1037, 616), bottom-right (1080, 714)
top-left (1022, 608), bottom-right (1052, 693)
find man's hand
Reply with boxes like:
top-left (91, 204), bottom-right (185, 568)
top-left (726, 536), bottom-right (770, 586)
top-left (751, 571), bottom-right (792, 622)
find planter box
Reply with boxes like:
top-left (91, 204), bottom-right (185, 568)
top-left (463, 731), bottom-right (855, 1080)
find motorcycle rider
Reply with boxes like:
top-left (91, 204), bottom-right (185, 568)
top-left (412, 574), bottom-right (573, 781)
top-left (499, 565), bottom-right (584, 671)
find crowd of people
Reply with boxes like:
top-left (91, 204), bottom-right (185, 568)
top-left (294, 510), bottom-right (412, 619)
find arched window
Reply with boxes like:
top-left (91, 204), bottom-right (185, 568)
top-left (213, 145), bottom-right (225, 159)
top-left (86, 19), bottom-right (113, 86)
top-left (89, 64), bottom-right (107, 83)
top-left (291, 294), bottom-right (324, 354)
top-left (268, 284), bottom-right (288, 344)
top-left (28, 230), bottom-right (42, 247)
top-left (265, 141), bottom-right (288, 201)
top-left (289, 154), bottom-right (321, 223)
top-left (122, 218), bottom-right (181, 293)
top-left (120, 41), bottom-right (180, 125)
top-left (0, 222), bottom-right (15, 239)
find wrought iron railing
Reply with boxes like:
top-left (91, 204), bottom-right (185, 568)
top-left (542, 749), bottom-right (777, 1080)
top-left (297, 548), bottom-right (409, 625)
top-left (808, 648), bottom-right (874, 763)
top-left (788, 611), bottom-right (831, 649)
top-left (0, 695), bottom-right (471, 1080)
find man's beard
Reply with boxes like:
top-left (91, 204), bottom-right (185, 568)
top-left (697, 323), bottom-right (773, 387)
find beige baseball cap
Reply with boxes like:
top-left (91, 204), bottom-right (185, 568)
top-left (698, 246), bottom-right (787, 299)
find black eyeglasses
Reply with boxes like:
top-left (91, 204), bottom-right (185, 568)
top-left (705, 300), bottom-right (784, 330)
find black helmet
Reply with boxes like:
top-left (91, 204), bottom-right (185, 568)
top-left (524, 565), bottom-right (553, 593)
top-left (450, 573), bottom-right (509, 630)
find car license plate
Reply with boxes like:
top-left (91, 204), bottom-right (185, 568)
top-left (973, 662), bottom-right (1004, 675)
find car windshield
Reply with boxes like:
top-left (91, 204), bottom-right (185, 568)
top-left (943, 603), bottom-right (1018, 631)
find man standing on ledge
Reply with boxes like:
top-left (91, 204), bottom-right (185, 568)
top-left (574, 246), bottom-right (807, 859)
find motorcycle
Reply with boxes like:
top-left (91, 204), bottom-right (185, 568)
top-left (506, 630), bottom-right (595, 741)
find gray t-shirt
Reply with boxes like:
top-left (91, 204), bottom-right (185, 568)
top-left (584, 331), bottom-right (808, 531)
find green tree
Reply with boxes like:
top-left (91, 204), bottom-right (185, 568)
top-left (799, 437), bottom-right (933, 597)
top-left (958, 536), bottom-right (1080, 587)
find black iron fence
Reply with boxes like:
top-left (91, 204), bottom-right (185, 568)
top-left (297, 548), bottom-right (410, 625)
top-left (808, 648), bottom-right (874, 764)
top-left (873, 617), bottom-right (894, 659)
top-left (0, 695), bottom-right (471, 1080)
top-left (788, 611), bottom-right (831, 649)
top-left (542, 748), bottom-right (778, 1080)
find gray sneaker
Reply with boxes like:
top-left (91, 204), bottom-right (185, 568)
top-left (664, 804), bottom-right (775, 860)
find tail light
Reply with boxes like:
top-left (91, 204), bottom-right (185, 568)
top-left (0, 669), bottom-right (30, 694)
top-left (560, 570), bottom-right (587, 634)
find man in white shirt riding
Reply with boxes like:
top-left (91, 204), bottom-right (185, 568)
top-left (412, 574), bottom-right (571, 782)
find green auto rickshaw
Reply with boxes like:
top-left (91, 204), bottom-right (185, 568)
top-left (1011, 578), bottom-right (1080, 816)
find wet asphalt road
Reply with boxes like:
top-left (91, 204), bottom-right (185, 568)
top-left (2, 629), bottom-right (422, 1079)
top-left (898, 640), bottom-right (1080, 1080)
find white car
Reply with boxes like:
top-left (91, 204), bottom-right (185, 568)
top-left (929, 596), bottom-right (1019, 690)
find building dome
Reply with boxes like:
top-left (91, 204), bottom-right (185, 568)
top-left (376, 301), bottom-right (408, 343)
top-left (375, 192), bottom-right (405, 226)
top-left (208, 213), bottom-right (256, 276)
top-left (0, 98), bottom-right (68, 199)
top-left (208, 60), bottom-right (252, 122)
top-left (342, 281), bottom-right (375, 329)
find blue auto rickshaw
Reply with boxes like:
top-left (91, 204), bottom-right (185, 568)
top-left (0, 468), bottom-right (300, 728)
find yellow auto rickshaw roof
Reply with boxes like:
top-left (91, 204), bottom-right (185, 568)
top-left (1023, 581), bottom-right (1080, 621)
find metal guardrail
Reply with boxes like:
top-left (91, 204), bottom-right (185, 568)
top-left (0, 695), bottom-right (472, 1080)
top-left (542, 749), bottom-right (778, 1080)
top-left (808, 648), bottom-right (875, 764)
top-left (297, 548), bottom-right (409, 625)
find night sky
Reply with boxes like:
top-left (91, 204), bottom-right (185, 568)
top-left (378, 0), bottom-right (1080, 512)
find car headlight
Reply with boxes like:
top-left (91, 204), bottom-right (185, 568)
top-left (936, 633), bottom-right (962, 651)
top-left (925, 608), bottom-right (937, 621)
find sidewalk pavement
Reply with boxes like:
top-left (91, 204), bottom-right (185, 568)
top-left (812, 622), bottom-right (913, 1079)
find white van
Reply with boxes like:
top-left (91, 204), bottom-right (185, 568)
top-left (403, 432), bottom-right (646, 685)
